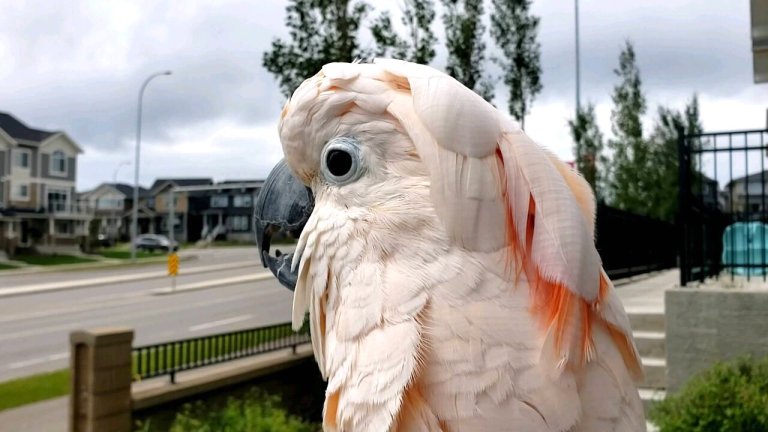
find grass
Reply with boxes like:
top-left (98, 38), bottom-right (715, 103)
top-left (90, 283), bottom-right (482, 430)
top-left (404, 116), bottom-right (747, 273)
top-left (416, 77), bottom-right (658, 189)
top-left (13, 254), bottom-right (96, 266)
top-left (0, 262), bottom-right (20, 270)
top-left (99, 250), bottom-right (165, 260)
top-left (0, 369), bottom-right (70, 412)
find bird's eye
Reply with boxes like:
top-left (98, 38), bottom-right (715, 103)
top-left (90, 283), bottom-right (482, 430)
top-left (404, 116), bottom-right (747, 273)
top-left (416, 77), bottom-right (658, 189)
top-left (320, 137), bottom-right (364, 185)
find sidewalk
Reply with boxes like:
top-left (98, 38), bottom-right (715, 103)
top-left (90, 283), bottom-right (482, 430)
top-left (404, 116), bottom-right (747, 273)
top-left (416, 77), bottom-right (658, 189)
top-left (615, 268), bottom-right (679, 312)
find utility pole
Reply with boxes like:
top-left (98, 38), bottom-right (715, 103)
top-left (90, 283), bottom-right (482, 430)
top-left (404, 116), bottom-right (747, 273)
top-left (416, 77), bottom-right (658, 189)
top-left (575, 0), bottom-right (581, 116)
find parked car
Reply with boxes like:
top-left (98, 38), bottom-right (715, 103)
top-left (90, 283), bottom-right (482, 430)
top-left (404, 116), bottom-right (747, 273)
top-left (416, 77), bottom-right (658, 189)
top-left (134, 234), bottom-right (179, 252)
top-left (96, 233), bottom-right (115, 248)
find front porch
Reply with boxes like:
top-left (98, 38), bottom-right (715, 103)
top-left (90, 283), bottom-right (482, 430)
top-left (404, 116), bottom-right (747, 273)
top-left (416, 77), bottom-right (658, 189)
top-left (9, 212), bottom-right (90, 255)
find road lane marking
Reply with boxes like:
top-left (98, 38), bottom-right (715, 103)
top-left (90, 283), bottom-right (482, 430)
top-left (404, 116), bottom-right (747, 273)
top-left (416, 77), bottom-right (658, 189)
top-left (151, 272), bottom-right (274, 295)
top-left (0, 261), bottom-right (260, 298)
top-left (0, 271), bottom-right (272, 324)
top-left (189, 314), bottom-right (253, 332)
top-left (0, 282), bottom-right (286, 342)
top-left (8, 352), bottom-right (69, 370)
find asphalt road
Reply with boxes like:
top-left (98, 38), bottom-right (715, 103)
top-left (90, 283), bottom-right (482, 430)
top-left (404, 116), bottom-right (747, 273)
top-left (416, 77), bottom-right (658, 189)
top-left (0, 247), bottom-right (296, 382)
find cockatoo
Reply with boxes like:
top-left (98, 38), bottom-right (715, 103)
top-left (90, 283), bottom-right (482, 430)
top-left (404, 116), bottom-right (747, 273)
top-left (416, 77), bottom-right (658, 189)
top-left (254, 59), bottom-right (646, 432)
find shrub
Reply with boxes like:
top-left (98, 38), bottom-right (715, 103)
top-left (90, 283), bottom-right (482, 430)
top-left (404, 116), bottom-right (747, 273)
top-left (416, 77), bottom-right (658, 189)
top-left (649, 356), bottom-right (768, 431)
top-left (137, 389), bottom-right (316, 432)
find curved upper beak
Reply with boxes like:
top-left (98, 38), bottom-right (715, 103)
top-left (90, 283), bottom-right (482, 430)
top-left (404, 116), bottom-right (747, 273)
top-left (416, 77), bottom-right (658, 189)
top-left (254, 159), bottom-right (314, 291)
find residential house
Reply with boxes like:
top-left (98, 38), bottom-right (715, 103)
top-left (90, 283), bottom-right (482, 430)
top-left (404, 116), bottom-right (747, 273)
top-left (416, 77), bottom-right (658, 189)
top-left (0, 112), bottom-right (88, 256)
top-left (169, 180), bottom-right (263, 244)
top-left (725, 170), bottom-right (768, 217)
top-left (79, 183), bottom-right (150, 241)
top-left (149, 178), bottom-right (213, 243)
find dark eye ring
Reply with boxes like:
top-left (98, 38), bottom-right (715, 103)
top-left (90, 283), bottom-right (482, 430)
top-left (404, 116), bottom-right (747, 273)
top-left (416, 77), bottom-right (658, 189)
top-left (320, 137), bottom-right (364, 185)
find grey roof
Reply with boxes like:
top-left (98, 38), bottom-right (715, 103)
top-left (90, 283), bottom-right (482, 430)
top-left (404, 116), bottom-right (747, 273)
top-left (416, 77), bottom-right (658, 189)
top-left (727, 170), bottom-right (768, 187)
top-left (110, 183), bottom-right (150, 198)
top-left (219, 179), bottom-right (264, 185)
top-left (150, 178), bottom-right (213, 192)
top-left (0, 112), bottom-right (57, 143)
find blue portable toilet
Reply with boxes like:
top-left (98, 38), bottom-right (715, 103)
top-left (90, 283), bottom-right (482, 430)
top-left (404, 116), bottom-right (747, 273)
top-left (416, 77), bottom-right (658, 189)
top-left (722, 221), bottom-right (768, 276)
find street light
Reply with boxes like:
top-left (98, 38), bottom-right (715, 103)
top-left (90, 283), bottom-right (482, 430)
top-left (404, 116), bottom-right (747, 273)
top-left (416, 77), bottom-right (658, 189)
top-left (131, 70), bottom-right (172, 262)
top-left (574, 0), bottom-right (581, 116)
top-left (112, 160), bottom-right (131, 240)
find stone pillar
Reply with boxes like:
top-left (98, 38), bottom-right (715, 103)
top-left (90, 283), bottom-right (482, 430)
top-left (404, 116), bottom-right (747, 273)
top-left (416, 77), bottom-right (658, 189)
top-left (70, 328), bottom-right (134, 432)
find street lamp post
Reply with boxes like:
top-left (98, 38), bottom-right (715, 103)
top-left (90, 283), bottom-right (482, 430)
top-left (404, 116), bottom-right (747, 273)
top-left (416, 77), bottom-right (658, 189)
top-left (131, 71), bottom-right (172, 262)
top-left (575, 0), bottom-right (581, 116)
top-left (112, 160), bottom-right (131, 241)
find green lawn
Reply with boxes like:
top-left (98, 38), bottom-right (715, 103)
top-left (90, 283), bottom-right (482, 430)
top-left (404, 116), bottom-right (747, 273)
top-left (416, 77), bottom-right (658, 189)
top-left (0, 369), bottom-right (70, 412)
top-left (99, 250), bottom-right (165, 260)
top-left (0, 262), bottom-right (20, 271)
top-left (13, 255), bottom-right (96, 266)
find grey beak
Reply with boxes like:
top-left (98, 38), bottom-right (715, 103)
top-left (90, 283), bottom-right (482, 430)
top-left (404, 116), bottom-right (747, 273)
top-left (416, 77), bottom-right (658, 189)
top-left (254, 159), bottom-right (314, 291)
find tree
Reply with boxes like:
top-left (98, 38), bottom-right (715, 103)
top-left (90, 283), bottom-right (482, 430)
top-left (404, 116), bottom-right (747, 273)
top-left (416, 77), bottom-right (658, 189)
top-left (490, 0), bottom-right (542, 129)
top-left (371, 0), bottom-right (437, 64)
top-left (263, 0), bottom-right (371, 99)
top-left (441, 0), bottom-right (495, 101)
top-left (607, 40), bottom-right (649, 214)
top-left (645, 95), bottom-right (703, 221)
top-left (569, 103), bottom-right (606, 200)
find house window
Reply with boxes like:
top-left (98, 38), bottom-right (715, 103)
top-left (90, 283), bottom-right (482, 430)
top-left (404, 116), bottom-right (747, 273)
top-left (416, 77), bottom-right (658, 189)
top-left (12, 183), bottom-right (29, 200)
top-left (14, 150), bottom-right (30, 169)
top-left (233, 194), bottom-right (252, 207)
top-left (96, 197), bottom-right (122, 210)
top-left (227, 215), bottom-right (250, 232)
top-left (146, 198), bottom-right (155, 209)
top-left (48, 189), bottom-right (69, 212)
top-left (51, 151), bottom-right (67, 174)
top-left (211, 195), bottom-right (228, 208)
top-left (55, 221), bottom-right (73, 235)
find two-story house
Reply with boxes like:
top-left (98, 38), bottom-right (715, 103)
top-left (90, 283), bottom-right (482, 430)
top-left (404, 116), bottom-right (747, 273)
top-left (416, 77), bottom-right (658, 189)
top-left (725, 170), bottom-right (768, 217)
top-left (79, 182), bottom-right (151, 242)
top-left (150, 178), bottom-right (213, 243)
top-left (0, 112), bottom-right (88, 256)
top-left (156, 180), bottom-right (263, 244)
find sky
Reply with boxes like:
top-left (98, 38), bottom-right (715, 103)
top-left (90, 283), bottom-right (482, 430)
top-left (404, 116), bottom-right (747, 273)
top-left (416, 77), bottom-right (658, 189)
top-left (0, 0), bottom-right (765, 191)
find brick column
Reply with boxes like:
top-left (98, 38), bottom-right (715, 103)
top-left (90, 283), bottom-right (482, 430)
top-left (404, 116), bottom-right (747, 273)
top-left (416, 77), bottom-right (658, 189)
top-left (70, 328), bottom-right (134, 432)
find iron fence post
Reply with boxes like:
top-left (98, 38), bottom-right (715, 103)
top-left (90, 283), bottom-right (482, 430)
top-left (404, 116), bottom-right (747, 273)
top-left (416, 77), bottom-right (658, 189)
top-left (677, 126), bottom-right (690, 287)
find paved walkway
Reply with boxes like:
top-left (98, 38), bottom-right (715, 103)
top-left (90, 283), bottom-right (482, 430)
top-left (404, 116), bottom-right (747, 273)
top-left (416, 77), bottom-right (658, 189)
top-left (615, 269), bottom-right (678, 312)
top-left (0, 270), bottom-right (676, 431)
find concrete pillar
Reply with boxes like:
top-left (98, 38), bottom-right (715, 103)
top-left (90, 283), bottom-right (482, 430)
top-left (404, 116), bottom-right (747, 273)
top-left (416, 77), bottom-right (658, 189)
top-left (70, 328), bottom-right (134, 432)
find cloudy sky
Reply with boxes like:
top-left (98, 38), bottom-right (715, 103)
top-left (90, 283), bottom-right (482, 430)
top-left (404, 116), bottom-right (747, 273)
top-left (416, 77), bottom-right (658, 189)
top-left (1, 0), bottom-right (765, 191)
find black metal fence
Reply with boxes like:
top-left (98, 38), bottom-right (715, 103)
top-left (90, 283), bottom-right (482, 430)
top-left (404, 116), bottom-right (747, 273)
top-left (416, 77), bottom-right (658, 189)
top-left (678, 128), bottom-right (768, 286)
top-left (132, 322), bottom-right (310, 383)
top-left (595, 203), bottom-right (678, 280)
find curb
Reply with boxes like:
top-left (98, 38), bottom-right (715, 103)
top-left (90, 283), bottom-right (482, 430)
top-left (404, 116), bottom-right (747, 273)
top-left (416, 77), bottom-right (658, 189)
top-left (0, 254), bottom-right (198, 276)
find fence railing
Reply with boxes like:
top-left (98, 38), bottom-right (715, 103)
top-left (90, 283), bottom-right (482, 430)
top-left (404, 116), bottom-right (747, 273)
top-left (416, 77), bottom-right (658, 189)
top-left (595, 203), bottom-right (678, 280)
top-left (678, 127), bottom-right (768, 286)
top-left (132, 322), bottom-right (310, 383)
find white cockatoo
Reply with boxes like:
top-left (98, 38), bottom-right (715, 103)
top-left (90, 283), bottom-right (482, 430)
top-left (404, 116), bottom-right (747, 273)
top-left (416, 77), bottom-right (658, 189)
top-left (254, 59), bottom-right (646, 432)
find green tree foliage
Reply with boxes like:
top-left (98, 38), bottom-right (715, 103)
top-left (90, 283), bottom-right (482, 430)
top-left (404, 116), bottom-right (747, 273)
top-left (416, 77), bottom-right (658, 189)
top-left (490, 0), bottom-right (542, 129)
top-left (569, 103), bottom-right (606, 200)
top-left (262, 0), bottom-right (371, 99)
top-left (137, 389), bottom-right (316, 432)
top-left (650, 356), bottom-right (768, 431)
top-left (607, 40), bottom-right (649, 214)
top-left (371, 0), bottom-right (437, 64)
top-left (441, 0), bottom-right (495, 101)
top-left (645, 95), bottom-right (703, 221)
